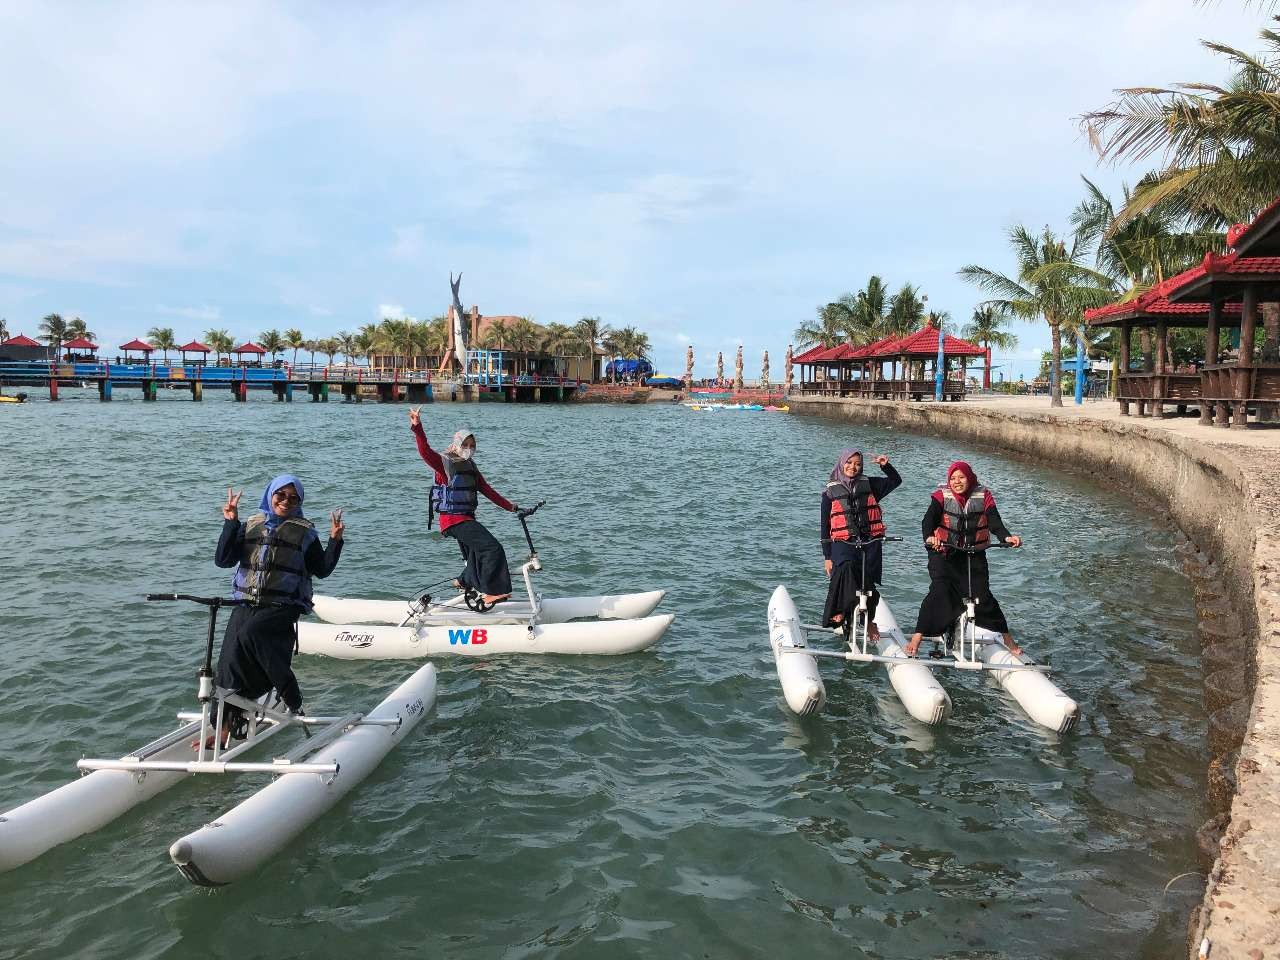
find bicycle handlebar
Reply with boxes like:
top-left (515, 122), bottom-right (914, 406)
top-left (146, 594), bottom-right (248, 606)
top-left (945, 541), bottom-right (1018, 554)
top-left (516, 500), bottom-right (546, 520)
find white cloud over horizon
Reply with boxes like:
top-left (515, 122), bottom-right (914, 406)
top-left (0, 1), bottom-right (1271, 378)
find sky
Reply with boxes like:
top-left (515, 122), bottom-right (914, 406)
top-left (0, 1), bottom-right (1272, 380)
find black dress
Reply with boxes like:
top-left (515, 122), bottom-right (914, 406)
top-left (911, 498), bottom-right (1011, 636)
top-left (821, 464), bottom-right (901, 627)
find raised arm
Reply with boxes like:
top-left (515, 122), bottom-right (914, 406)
top-left (409, 417), bottom-right (445, 474)
top-left (214, 487), bottom-right (245, 568)
top-left (868, 459), bottom-right (901, 499)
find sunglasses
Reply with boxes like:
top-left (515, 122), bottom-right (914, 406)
top-left (272, 490), bottom-right (301, 503)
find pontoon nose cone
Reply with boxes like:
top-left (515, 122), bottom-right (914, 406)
top-left (806, 682), bottom-right (822, 703)
top-left (169, 839), bottom-right (192, 865)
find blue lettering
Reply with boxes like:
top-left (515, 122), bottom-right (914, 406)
top-left (447, 628), bottom-right (471, 645)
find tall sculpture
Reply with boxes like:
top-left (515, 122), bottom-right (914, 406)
top-left (761, 350), bottom-right (770, 390)
top-left (784, 343), bottom-right (794, 394)
top-left (716, 351), bottom-right (724, 384)
top-left (439, 272), bottom-right (469, 373)
top-left (684, 344), bottom-right (694, 389)
top-left (734, 345), bottom-right (744, 390)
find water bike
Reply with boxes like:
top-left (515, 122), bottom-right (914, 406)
top-left (301, 501), bottom-right (674, 659)
top-left (768, 539), bottom-right (1079, 733)
top-left (0, 594), bottom-right (436, 885)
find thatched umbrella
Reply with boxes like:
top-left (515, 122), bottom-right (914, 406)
top-left (761, 350), bottom-right (770, 390)
top-left (734, 345), bottom-right (744, 390)
top-left (784, 343), bottom-right (794, 393)
top-left (684, 344), bottom-right (694, 388)
top-left (716, 351), bottom-right (724, 384)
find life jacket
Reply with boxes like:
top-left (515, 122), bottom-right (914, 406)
top-left (933, 485), bottom-right (990, 549)
top-left (232, 514), bottom-right (316, 608)
top-left (825, 476), bottom-right (886, 542)
top-left (429, 454), bottom-right (479, 528)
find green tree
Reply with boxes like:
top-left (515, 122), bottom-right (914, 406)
top-left (65, 316), bottom-right (95, 343)
top-left (481, 317), bottom-right (512, 350)
top-left (885, 284), bottom-right (927, 337)
top-left (284, 328), bottom-right (305, 368)
top-left (205, 329), bottom-right (234, 364)
top-left (794, 299), bottom-right (857, 348)
top-left (40, 313), bottom-right (67, 352)
top-left (573, 316), bottom-right (609, 352)
top-left (960, 225), bottom-right (1114, 407)
top-left (0, 318), bottom-right (8, 342)
top-left (147, 327), bottom-right (176, 362)
top-left (335, 331), bottom-right (357, 364)
top-left (962, 306), bottom-right (1020, 387)
top-left (259, 329), bottom-right (285, 364)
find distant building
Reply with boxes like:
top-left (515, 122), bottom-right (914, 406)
top-left (0, 334), bottom-right (52, 362)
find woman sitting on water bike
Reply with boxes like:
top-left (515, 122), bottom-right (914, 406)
top-left (903, 460), bottom-right (1022, 658)
top-left (821, 449), bottom-right (901, 641)
top-left (408, 406), bottom-right (521, 605)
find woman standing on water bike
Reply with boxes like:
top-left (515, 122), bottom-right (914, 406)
top-left (408, 406), bottom-right (521, 605)
top-left (903, 460), bottom-right (1023, 658)
top-left (821, 449), bottom-right (901, 640)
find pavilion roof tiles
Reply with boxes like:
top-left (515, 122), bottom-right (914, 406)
top-left (178, 340), bottom-right (211, 353)
top-left (792, 344), bottom-right (833, 363)
top-left (1226, 196), bottom-right (1280, 251)
top-left (879, 323), bottom-right (984, 357)
top-left (232, 341), bottom-right (266, 354)
top-left (62, 336), bottom-right (99, 350)
top-left (1, 333), bottom-right (41, 347)
top-left (118, 338), bottom-right (155, 351)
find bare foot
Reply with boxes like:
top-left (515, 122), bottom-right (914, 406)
top-left (190, 729), bottom-right (230, 752)
top-left (867, 622), bottom-right (881, 643)
top-left (830, 613), bottom-right (844, 624)
top-left (483, 593), bottom-right (511, 605)
top-left (903, 635), bottom-right (922, 657)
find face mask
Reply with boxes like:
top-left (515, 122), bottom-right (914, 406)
top-left (458, 448), bottom-right (474, 460)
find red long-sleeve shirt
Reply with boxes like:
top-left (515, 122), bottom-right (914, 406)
top-left (411, 422), bottom-right (515, 532)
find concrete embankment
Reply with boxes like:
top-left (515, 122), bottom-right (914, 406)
top-left (788, 395), bottom-right (1279, 959)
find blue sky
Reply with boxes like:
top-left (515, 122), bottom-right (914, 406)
top-left (0, 1), bottom-right (1269, 379)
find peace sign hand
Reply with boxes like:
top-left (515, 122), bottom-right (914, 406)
top-left (408, 405), bottom-right (422, 428)
top-left (223, 487), bottom-right (243, 521)
top-left (330, 508), bottom-right (345, 540)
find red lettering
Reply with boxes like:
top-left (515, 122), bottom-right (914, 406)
top-left (473, 628), bottom-right (488, 645)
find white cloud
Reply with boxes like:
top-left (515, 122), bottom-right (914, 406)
top-left (155, 304), bottom-right (222, 323)
top-left (378, 304), bottom-right (407, 321)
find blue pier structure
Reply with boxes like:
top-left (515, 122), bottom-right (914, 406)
top-left (0, 357), bottom-right (587, 404)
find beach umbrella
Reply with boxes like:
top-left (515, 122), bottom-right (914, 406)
top-left (717, 351), bottom-right (724, 383)
top-left (685, 344), bottom-right (694, 388)
top-left (761, 350), bottom-right (770, 390)
top-left (934, 324), bottom-right (945, 402)
top-left (784, 344), bottom-right (794, 392)
top-left (734, 345), bottom-right (744, 390)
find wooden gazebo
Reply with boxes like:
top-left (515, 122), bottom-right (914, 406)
top-left (232, 342), bottom-right (266, 367)
top-left (62, 336), bottom-right (99, 362)
top-left (178, 340), bottom-right (212, 365)
top-left (793, 323), bottom-right (985, 401)
top-left (1086, 198), bottom-right (1280, 427)
top-left (118, 338), bottom-right (155, 363)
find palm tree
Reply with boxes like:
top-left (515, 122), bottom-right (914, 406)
top-left (67, 316), bottom-right (94, 342)
top-left (259, 329), bottom-right (285, 365)
top-left (573, 316), bottom-right (610, 352)
top-left (420, 317), bottom-right (449, 363)
top-left (963, 306), bottom-right (1020, 387)
top-left (482, 317), bottom-right (512, 349)
top-left (335, 331), bottom-right (357, 365)
top-left (885, 284), bottom-right (927, 337)
top-left (147, 327), bottom-right (176, 362)
top-left (507, 317), bottom-right (541, 353)
top-left (960, 225), bottom-right (1114, 406)
top-left (794, 299), bottom-right (856, 348)
top-left (40, 313), bottom-right (67, 353)
top-left (284, 328), bottom-right (305, 368)
top-left (205, 329), bottom-right (234, 364)
top-left (0, 318), bottom-right (8, 342)
top-left (319, 337), bottom-right (340, 366)
top-left (539, 322), bottom-right (576, 356)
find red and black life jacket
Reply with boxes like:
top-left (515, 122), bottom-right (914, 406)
top-left (826, 476), bottom-right (886, 542)
top-left (933, 485), bottom-right (990, 549)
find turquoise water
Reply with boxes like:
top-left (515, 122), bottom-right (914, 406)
top-left (0, 392), bottom-right (1205, 959)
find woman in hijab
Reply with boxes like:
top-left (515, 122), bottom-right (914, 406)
top-left (821, 448), bottom-right (901, 640)
top-left (207, 475), bottom-right (344, 746)
top-left (903, 460), bottom-right (1022, 657)
top-left (408, 406), bottom-right (520, 604)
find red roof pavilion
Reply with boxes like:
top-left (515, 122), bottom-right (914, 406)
top-left (63, 336), bottom-right (99, 351)
top-left (232, 342), bottom-right (266, 355)
top-left (118, 338), bottom-right (155, 352)
top-left (1, 333), bottom-right (41, 347)
top-left (877, 322), bottom-right (984, 356)
top-left (178, 340), bottom-right (211, 353)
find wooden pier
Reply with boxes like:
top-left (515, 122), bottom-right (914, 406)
top-left (0, 361), bottom-right (584, 403)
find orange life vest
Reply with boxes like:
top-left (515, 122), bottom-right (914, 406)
top-left (826, 476), bottom-right (886, 542)
top-left (933, 485), bottom-right (990, 549)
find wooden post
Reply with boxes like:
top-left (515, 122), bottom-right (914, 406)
top-left (1236, 285), bottom-right (1258, 427)
top-left (1152, 320), bottom-right (1168, 418)
top-left (99, 378), bottom-right (112, 402)
top-left (1201, 301), bottom-right (1221, 424)
top-left (192, 382), bottom-right (202, 401)
top-left (1119, 322), bottom-right (1131, 416)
